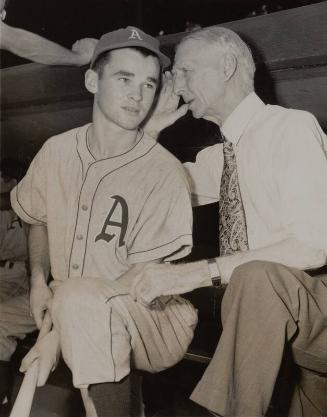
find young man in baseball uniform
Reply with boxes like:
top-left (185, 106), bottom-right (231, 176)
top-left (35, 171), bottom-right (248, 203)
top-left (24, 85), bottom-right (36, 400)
top-left (11, 27), bottom-right (197, 417)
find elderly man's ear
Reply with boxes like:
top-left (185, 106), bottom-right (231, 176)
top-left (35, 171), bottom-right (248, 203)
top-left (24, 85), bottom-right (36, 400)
top-left (223, 53), bottom-right (237, 81)
top-left (85, 69), bottom-right (99, 94)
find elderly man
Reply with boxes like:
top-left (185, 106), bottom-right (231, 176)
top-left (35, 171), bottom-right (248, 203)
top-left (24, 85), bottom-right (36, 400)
top-left (128, 27), bottom-right (327, 417)
top-left (0, 0), bottom-right (96, 66)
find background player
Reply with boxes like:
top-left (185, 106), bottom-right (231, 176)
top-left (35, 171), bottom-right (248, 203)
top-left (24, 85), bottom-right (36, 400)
top-left (0, 158), bottom-right (36, 414)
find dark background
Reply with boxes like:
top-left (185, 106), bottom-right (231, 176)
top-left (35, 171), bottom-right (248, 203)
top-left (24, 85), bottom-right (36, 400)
top-left (0, 0), bottom-right (322, 68)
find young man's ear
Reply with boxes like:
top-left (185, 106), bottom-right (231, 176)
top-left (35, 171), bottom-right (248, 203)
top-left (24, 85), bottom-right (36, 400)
top-left (223, 53), bottom-right (237, 81)
top-left (85, 69), bottom-right (99, 94)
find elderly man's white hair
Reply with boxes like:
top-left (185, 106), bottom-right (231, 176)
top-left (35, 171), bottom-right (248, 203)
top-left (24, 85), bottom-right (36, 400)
top-left (178, 26), bottom-right (256, 95)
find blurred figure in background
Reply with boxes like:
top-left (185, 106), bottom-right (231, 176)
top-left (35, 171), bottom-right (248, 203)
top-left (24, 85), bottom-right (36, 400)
top-left (0, 0), bottom-right (97, 66)
top-left (0, 158), bottom-right (36, 414)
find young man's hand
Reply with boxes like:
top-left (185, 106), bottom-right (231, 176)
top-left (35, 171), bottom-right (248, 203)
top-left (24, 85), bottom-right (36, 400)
top-left (30, 280), bottom-right (53, 329)
top-left (144, 72), bottom-right (189, 140)
top-left (20, 329), bottom-right (60, 386)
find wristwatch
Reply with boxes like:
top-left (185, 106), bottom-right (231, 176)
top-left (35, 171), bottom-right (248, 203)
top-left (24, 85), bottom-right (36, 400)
top-left (207, 258), bottom-right (222, 287)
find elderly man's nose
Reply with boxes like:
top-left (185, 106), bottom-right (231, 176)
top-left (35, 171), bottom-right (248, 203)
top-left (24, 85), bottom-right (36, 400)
top-left (173, 73), bottom-right (185, 95)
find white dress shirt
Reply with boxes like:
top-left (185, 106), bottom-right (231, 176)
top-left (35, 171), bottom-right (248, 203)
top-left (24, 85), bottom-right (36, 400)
top-left (184, 92), bottom-right (327, 281)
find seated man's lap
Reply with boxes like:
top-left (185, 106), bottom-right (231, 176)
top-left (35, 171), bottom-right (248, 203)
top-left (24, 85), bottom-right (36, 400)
top-left (229, 261), bottom-right (327, 373)
top-left (51, 276), bottom-right (197, 388)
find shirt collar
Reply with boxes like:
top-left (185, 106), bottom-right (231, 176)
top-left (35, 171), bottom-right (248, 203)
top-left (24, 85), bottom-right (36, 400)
top-left (221, 92), bottom-right (265, 145)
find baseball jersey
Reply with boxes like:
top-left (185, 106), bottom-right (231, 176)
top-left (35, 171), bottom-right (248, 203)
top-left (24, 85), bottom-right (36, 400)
top-left (11, 124), bottom-right (193, 282)
top-left (0, 210), bottom-right (29, 302)
top-left (0, 210), bottom-right (27, 262)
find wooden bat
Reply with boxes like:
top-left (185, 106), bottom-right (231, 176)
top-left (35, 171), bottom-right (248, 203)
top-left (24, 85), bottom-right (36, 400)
top-left (9, 312), bottom-right (52, 417)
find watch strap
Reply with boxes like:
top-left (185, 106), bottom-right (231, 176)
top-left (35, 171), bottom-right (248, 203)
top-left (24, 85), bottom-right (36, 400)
top-left (207, 258), bottom-right (222, 287)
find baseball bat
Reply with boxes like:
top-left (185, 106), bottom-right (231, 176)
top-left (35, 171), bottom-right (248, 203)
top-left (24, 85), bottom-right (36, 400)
top-left (9, 311), bottom-right (52, 417)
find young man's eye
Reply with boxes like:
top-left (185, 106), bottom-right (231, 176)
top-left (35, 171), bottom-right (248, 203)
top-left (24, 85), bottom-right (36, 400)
top-left (118, 77), bottom-right (129, 82)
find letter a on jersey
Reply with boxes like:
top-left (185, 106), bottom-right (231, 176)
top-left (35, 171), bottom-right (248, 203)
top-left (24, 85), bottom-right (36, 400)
top-left (95, 195), bottom-right (128, 247)
top-left (128, 28), bottom-right (143, 40)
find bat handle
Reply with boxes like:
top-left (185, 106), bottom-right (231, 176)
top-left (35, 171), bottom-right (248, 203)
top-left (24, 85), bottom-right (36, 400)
top-left (37, 311), bottom-right (52, 340)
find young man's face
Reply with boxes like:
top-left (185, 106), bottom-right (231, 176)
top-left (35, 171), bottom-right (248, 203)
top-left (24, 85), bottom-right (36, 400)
top-left (173, 39), bottom-right (226, 121)
top-left (91, 48), bottom-right (160, 131)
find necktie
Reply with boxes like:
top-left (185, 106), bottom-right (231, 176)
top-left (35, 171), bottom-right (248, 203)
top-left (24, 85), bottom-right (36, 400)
top-left (219, 137), bottom-right (249, 256)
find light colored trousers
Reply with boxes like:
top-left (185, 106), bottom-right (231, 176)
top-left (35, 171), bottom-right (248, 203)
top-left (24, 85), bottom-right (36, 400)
top-left (0, 263), bottom-right (36, 361)
top-left (51, 276), bottom-right (198, 388)
top-left (191, 261), bottom-right (327, 417)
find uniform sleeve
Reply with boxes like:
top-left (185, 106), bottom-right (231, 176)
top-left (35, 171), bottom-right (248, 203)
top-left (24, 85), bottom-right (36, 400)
top-left (0, 211), bottom-right (13, 254)
top-left (277, 111), bottom-right (327, 254)
top-left (10, 143), bottom-right (48, 225)
top-left (183, 144), bottom-right (223, 206)
top-left (0, 211), bottom-right (27, 261)
top-left (127, 165), bottom-right (193, 263)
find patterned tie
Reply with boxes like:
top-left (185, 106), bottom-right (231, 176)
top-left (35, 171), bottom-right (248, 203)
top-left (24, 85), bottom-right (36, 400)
top-left (219, 136), bottom-right (249, 256)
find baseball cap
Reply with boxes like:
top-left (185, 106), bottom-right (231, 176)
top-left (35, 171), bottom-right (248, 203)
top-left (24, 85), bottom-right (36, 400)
top-left (90, 26), bottom-right (171, 69)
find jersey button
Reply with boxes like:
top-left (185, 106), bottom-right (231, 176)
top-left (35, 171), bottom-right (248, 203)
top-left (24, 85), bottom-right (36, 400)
top-left (81, 204), bottom-right (88, 211)
top-left (76, 234), bottom-right (83, 240)
top-left (72, 264), bottom-right (79, 270)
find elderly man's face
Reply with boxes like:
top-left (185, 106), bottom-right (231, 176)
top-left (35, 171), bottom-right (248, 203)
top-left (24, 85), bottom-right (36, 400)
top-left (173, 39), bottom-right (226, 122)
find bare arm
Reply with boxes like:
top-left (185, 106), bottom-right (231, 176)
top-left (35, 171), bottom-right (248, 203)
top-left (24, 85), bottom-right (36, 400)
top-left (0, 21), bottom-right (97, 66)
top-left (19, 225), bottom-right (61, 386)
top-left (121, 260), bottom-right (212, 307)
top-left (126, 237), bottom-right (326, 306)
top-left (28, 224), bottom-right (53, 329)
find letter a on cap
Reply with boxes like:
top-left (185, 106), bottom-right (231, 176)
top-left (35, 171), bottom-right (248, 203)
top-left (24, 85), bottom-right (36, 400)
top-left (129, 28), bottom-right (143, 40)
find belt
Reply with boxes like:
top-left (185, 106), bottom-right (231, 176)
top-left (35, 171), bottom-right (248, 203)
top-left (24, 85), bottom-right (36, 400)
top-left (0, 260), bottom-right (15, 268)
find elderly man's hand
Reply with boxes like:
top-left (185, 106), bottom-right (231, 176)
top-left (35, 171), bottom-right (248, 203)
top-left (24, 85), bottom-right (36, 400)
top-left (144, 72), bottom-right (189, 139)
top-left (20, 329), bottom-right (60, 387)
top-left (72, 38), bottom-right (98, 66)
top-left (122, 261), bottom-right (211, 307)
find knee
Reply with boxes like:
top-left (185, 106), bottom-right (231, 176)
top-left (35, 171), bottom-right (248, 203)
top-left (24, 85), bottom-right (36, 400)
top-left (231, 260), bottom-right (271, 280)
top-left (51, 277), bottom-right (92, 323)
top-left (230, 260), bottom-right (284, 288)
